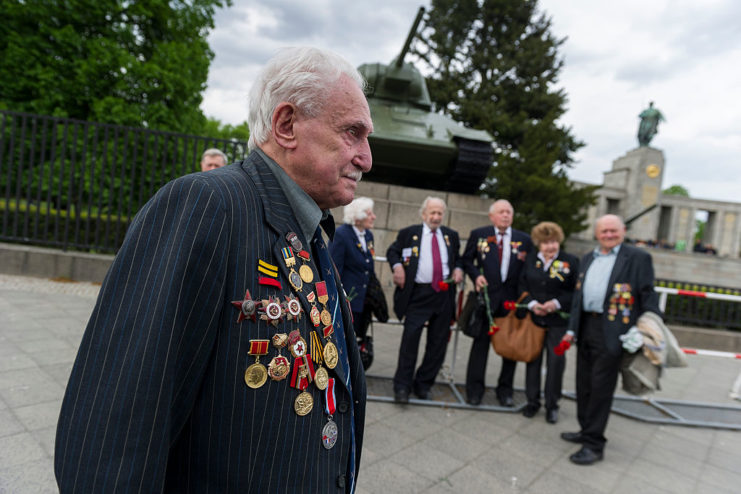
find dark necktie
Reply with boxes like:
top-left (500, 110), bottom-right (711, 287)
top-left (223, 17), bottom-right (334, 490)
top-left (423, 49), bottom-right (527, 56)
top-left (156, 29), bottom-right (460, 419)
top-left (497, 231), bottom-right (504, 264)
top-left (312, 226), bottom-right (351, 382)
top-left (431, 229), bottom-right (443, 292)
top-left (312, 226), bottom-right (356, 482)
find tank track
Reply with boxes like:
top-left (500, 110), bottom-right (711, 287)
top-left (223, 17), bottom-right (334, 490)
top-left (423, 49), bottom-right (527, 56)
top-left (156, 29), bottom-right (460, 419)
top-left (446, 138), bottom-right (493, 194)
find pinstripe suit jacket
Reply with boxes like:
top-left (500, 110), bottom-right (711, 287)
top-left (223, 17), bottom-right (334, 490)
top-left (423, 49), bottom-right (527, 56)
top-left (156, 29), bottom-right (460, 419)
top-left (55, 152), bottom-right (367, 493)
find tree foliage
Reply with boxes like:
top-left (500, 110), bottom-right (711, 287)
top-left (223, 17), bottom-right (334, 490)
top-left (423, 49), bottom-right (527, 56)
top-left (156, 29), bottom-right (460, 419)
top-left (0, 0), bottom-right (230, 135)
top-left (411, 0), bottom-right (596, 237)
top-left (663, 184), bottom-right (689, 197)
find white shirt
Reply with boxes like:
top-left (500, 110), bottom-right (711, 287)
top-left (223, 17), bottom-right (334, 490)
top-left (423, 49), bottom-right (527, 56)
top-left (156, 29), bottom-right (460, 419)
top-left (497, 227), bottom-right (512, 281)
top-left (415, 224), bottom-right (450, 284)
top-left (352, 225), bottom-right (367, 252)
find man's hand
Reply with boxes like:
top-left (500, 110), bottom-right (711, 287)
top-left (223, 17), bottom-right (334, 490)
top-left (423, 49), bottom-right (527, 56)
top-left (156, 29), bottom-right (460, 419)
top-left (475, 274), bottom-right (488, 292)
top-left (392, 265), bottom-right (406, 289)
top-left (452, 267), bottom-right (464, 285)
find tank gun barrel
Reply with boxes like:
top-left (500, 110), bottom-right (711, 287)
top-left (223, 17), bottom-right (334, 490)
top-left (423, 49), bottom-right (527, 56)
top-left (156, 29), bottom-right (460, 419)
top-left (395, 6), bottom-right (425, 68)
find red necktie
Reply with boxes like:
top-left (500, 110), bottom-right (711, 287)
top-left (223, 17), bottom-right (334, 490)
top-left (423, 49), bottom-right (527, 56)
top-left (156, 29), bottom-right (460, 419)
top-left (431, 229), bottom-right (443, 292)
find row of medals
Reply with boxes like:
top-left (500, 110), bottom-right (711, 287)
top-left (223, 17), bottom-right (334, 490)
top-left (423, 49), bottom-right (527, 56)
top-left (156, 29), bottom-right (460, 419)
top-left (236, 232), bottom-right (340, 449)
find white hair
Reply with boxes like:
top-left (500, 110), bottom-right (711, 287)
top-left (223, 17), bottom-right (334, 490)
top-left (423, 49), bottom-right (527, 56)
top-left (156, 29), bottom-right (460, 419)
top-left (419, 196), bottom-right (446, 216)
top-left (247, 47), bottom-right (366, 151)
top-left (343, 197), bottom-right (374, 224)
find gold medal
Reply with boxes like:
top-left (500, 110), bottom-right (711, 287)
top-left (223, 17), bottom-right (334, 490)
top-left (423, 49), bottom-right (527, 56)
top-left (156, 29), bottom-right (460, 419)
top-left (299, 264), bottom-right (314, 283)
top-left (245, 339), bottom-right (270, 388)
top-left (268, 355), bottom-right (290, 381)
top-left (245, 362), bottom-right (268, 389)
top-left (294, 391), bottom-right (314, 416)
top-left (320, 309), bottom-right (332, 327)
top-left (323, 341), bottom-right (339, 369)
top-left (314, 366), bottom-right (329, 390)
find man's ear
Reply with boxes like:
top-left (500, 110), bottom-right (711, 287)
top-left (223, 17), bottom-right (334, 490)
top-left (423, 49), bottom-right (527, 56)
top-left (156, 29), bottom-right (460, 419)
top-left (271, 102), bottom-right (299, 150)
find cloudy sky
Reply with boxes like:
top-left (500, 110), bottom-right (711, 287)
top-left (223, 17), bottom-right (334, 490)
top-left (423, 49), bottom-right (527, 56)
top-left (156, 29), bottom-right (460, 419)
top-left (201, 0), bottom-right (741, 203)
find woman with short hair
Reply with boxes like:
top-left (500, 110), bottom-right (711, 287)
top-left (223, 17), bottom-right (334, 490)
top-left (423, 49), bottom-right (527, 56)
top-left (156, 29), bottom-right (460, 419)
top-left (518, 221), bottom-right (579, 423)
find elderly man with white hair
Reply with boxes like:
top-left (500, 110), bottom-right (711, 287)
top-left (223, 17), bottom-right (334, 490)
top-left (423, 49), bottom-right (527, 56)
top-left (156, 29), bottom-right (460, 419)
top-left (386, 197), bottom-right (463, 404)
top-left (56, 47), bottom-right (372, 493)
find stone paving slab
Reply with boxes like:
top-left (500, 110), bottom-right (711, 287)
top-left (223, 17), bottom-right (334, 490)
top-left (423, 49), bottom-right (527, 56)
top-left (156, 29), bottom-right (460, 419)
top-left (1, 274), bottom-right (740, 493)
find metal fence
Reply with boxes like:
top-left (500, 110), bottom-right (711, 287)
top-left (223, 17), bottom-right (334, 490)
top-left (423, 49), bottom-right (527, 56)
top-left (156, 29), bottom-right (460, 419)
top-left (0, 110), bottom-right (248, 253)
top-left (656, 279), bottom-right (741, 331)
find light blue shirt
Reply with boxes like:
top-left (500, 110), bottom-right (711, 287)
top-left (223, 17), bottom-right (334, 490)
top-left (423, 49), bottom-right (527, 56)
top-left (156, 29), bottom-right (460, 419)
top-left (581, 245), bottom-right (621, 312)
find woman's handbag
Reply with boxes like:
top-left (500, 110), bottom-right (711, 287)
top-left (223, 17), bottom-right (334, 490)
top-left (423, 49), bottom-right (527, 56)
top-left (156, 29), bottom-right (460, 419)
top-left (458, 291), bottom-right (487, 338)
top-left (491, 293), bottom-right (545, 363)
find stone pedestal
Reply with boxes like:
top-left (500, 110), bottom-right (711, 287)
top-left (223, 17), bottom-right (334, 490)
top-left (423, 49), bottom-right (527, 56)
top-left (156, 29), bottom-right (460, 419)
top-left (604, 147), bottom-right (665, 241)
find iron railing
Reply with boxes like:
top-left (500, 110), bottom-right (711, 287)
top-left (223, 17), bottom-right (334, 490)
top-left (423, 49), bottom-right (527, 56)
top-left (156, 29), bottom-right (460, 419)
top-left (0, 110), bottom-right (248, 253)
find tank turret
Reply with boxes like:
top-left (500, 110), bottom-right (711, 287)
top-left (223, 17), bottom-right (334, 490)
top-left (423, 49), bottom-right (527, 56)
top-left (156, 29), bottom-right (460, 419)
top-left (358, 7), bottom-right (493, 194)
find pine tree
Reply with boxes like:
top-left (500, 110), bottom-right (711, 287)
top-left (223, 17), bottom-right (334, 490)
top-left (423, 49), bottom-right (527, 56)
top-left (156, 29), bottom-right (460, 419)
top-left (412, 0), bottom-right (597, 236)
top-left (0, 0), bottom-right (230, 134)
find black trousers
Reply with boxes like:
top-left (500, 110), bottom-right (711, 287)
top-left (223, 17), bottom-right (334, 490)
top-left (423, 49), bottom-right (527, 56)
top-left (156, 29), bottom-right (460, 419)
top-left (465, 327), bottom-right (516, 401)
top-left (393, 284), bottom-right (452, 394)
top-left (576, 313), bottom-right (622, 452)
top-left (525, 324), bottom-right (567, 410)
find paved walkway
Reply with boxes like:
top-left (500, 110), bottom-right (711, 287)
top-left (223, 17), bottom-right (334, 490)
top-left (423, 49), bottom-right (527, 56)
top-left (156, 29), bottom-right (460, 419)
top-left (1, 274), bottom-right (740, 493)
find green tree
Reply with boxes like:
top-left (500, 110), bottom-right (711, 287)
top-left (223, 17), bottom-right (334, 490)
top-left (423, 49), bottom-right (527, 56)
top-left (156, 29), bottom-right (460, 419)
top-left (0, 0), bottom-right (230, 135)
top-left (411, 0), bottom-right (596, 237)
top-left (663, 184), bottom-right (689, 197)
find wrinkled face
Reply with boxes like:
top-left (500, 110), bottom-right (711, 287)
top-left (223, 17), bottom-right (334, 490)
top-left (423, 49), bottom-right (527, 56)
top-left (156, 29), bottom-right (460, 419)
top-left (595, 216), bottom-right (626, 252)
top-left (421, 200), bottom-right (445, 230)
top-left (489, 201), bottom-right (513, 230)
top-left (201, 155), bottom-right (226, 171)
top-left (357, 209), bottom-right (376, 230)
top-left (539, 239), bottom-right (560, 260)
top-left (291, 75), bottom-right (373, 209)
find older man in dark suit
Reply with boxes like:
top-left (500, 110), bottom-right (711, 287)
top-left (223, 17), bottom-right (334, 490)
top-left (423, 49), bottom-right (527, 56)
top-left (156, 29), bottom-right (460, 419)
top-left (55, 47), bottom-right (372, 493)
top-left (461, 199), bottom-right (533, 406)
top-left (386, 197), bottom-right (463, 403)
top-left (561, 214), bottom-right (660, 465)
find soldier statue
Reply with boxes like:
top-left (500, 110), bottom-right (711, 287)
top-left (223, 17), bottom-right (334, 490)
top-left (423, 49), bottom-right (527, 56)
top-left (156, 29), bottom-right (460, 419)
top-left (637, 102), bottom-right (665, 146)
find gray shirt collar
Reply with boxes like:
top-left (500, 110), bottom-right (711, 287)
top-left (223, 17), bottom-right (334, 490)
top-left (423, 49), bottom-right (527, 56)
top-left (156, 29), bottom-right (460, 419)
top-left (256, 148), bottom-right (325, 243)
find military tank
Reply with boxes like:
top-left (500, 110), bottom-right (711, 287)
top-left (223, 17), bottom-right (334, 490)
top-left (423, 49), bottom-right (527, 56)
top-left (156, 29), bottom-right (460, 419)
top-left (358, 7), bottom-right (493, 194)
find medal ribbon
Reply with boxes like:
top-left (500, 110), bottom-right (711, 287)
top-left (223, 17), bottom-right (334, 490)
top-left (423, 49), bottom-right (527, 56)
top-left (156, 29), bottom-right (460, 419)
top-left (290, 355), bottom-right (316, 390)
top-left (258, 276), bottom-right (282, 288)
top-left (310, 331), bottom-right (324, 365)
top-left (297, 250), bottom-right (311, 261)
top-left (315, 280), bottom-right (328, 304)
top-left (249, 339), bottom-right (269, 355)
top-left (324, 378), bottom-right (336, 416)
top-left (281, 246), bottom-right (296, 267)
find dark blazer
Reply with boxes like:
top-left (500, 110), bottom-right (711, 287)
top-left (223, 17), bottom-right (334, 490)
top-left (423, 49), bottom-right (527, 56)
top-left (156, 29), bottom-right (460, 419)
top-left (330, 224), bottom-right (374, 314)
top-left (386, 224), bottom-right (461, 320)
top-left (55, 152), bottom-right (366, 493)
top-left (568, 243), bottom-right (660, 355)
top-left (461, 226), bottom-right (533, 316)
top-left (518, 250), bottom-right (579, 328)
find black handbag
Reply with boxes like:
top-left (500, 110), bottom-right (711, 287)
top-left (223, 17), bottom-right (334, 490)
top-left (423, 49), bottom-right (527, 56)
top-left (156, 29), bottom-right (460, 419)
top-left (458, 291), bottom-right (487, 338)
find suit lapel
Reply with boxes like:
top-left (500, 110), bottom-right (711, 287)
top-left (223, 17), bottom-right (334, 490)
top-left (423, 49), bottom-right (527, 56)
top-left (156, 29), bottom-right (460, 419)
top-left (243, 155), bottom-right (352, 390)
top-left (605, 245), bottom-right (630, 303)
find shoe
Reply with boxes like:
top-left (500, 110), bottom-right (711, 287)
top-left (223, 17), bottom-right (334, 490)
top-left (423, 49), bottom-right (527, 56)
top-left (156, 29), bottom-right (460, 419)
top-left (522, 404), bottom-right (539, 418)
top-left (498, 395), bottom-right (514, 407)
top-left (546, 409), bottom-right (558, 424)
top-left (466, 395), bottom-right (482, 406)
top-left (569, 446), bottom-right (603, 465)
top-left (394, 389), bottom-right (410, 404)
top-left (560, 431), bottom-right (584, 443)
top-left (414, 389), bottom-right (430, 400)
